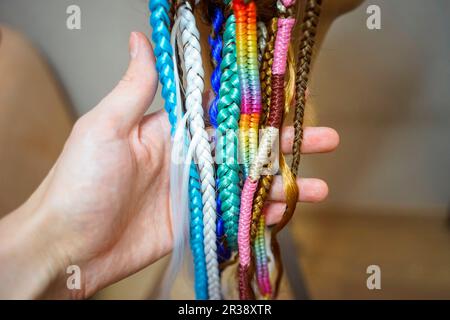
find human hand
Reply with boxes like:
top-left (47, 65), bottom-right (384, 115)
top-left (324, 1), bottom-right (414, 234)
top-left (0, 32), bottom-right (339, 299)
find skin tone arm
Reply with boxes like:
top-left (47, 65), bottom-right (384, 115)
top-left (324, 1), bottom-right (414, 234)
top-left (0, 31), bottom-right (339, 299)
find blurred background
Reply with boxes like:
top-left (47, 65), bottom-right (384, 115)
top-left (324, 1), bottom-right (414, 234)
top-left (0, 0), bottom-right (449, 299)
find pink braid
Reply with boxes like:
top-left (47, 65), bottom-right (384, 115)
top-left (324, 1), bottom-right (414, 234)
top-left (238, 179), bottom-right (259, 267)
top-left (281, 0), bottom-right (295, 8)
top-left (272, 18), bottom-right (295, 75)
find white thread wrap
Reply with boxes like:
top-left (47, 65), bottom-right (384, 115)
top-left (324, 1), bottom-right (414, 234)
top-left (248, 127), bottom-right (279, 181)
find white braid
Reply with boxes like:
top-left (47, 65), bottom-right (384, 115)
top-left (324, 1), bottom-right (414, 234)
top-left (160, 14), bottom-right (189, 299)
top-left (178, 2), bottom-right (221, 300)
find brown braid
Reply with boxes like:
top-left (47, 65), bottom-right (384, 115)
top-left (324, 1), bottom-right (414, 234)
top-left (259, 18), bottom-right (278, 126)
top-left (291, 0), bottom-right (322, 173)
top-left (250, 18), bottom-right (277, 244)
top-left (270, 0), bottom-right (323, 299)
top-left (250, 177), bottom-right (273, 242)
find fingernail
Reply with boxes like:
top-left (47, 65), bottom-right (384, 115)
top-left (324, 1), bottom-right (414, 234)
top-left (130, 32), bottom-right (139, 59)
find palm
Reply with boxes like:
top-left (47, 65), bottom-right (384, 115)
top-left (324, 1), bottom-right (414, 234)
top-left (44, 109), bottom-right (173, 296)
top-left (85, 111), bottom-right (172, 295)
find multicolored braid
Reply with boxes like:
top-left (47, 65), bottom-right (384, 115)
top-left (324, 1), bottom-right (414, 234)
top-left (205, 2), bottom-right (230, 264)
top-left (247, 17), bottom-right (275, 299)
top-left (270, 0), bottom-right (323, 298)
top-left (249, 17), bottom-right (277, 299)
top-left (238, 0), bottom-right (295, 299)
top-left (178, 1), bottom-right (221, 300)
top-left (216, 0), bottom-right (241, 252)
top-left (250, 17), bottom-right (277, 244)
top-left (233, 0), bottom-right (261, 177)
top-left (246, 2), bottom-right (262, 173)
top-left (253, 43), bottom-right (296, 299)
top-left (233, 0), bottom-right (263, 300)
top-left (234, 0), bottom-right (249, 176)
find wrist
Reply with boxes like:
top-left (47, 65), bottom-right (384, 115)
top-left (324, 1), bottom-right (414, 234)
top-left (0, 202), bottom-right (83, 299)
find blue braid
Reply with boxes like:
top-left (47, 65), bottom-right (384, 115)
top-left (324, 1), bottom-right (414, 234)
top-left (149, 0), bottom-right (208, 299)
top-left (208, 5), bottom-right (229, 264)
top-left (149, 0), bottom-right (177, 134)
top-left (208, 6), bottom-right (225, 128)
top-left (189, 165), bottom-right (209, 300)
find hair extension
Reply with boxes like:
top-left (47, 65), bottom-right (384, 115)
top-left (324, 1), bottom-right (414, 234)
top-left (234, 0), bottom-right (261, 177)
top-left (152, 0), bottom-right (323, 300)
top-left (247, 2), bottom-right (263, 174)
top-left (204, 1), bottom-right (231, 265)
top-left (150, 5), bottom-right (210, 299)
top-left (254, 18), bottom-right (296, 298)
top-left (270, 0), bottom-right (323, 299)
top-left (233, 0), bottom-right (265, 300)
top-left (216, 0), bottom-right (242, 252)
top-left (252, 43), bottom-right (296, 299)
top-left (259, 18), bottom-right (277, 130)
top-left (149, 0), bottom-right (178, 133)
top-left (238, 0), bottom-right (295, 299)
top-left (250, 17), bottom-right (277, 244)
top-left (247, 17), bottom-right (277, 299)
top-left (150, 0), bottom-right (191, 298)
top-left (189, 165), bottom-right (209, 299)
top-left (257, 21), bottom-right (268, 69)
top-left (178, 1), bottom-right (221, 300)
top-left (208, 3), bottom-right (225, 128)
top-left (292, 0), bottom-right (322, 174)
top-left (234, 0), bottom-right (250, 177)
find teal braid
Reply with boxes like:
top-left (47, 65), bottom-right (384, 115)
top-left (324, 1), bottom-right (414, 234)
top-left (216, 12), bottom-right (241, 251)
top-left (149, 0), bottom-right (208, 299)
top-left (149, 0), bottom-right (177, 133)
top-left (189, 164), bottom-right (209, 299)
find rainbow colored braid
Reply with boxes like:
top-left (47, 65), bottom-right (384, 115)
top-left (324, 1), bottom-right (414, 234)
top-left (216, 1), bottom-right (241, 252)
top-left (233, 0), bottom-right (260, 177)
top-left (238, 0), bottom-right (296, 299)
top-left (246, 2), bottom-right (262, 173)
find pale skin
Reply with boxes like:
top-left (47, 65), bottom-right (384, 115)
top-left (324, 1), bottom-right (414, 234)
top-left (0, 0), bottom-right (363, 298)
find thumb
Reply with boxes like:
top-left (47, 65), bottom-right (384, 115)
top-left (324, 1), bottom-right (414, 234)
top-left (95, 32), bottom-right (159, 131)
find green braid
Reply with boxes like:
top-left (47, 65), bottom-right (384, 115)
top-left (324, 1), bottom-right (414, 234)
top-left (216, 12), bottom-right (241, 251)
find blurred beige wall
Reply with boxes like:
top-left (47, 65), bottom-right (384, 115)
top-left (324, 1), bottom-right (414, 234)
top-left (308, 0), bottom-right (450, 212)
top-left (0, 0), bottom-right (448, 213)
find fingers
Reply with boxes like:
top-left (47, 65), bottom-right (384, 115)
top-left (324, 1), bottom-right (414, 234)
top-left (267, 175), bottom-right (329, 203)
top-left (280, 126), bottom-right (340, 154)
top-left (263, 202), bottom-right (288, 226)
top-left (94, 32), bottom-right (158, 132)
